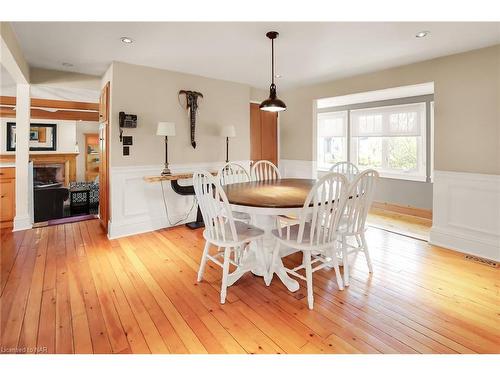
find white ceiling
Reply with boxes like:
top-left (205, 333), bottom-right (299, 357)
top-left (1, 62), bottom-right (99, 102)
top-left (11, 22), bottom-right (500, 90)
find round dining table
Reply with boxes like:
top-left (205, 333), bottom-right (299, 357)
top-left (222, 178), bottom-right (316, 292)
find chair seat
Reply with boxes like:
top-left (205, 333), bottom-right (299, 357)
top-left (204, 220), bottom-right (264, 245)
top-left (278, 214), bottom-right (299, 225)
top-left (233, 211), bottom-right (251, 222)
top-left (271, 222), bottom-right (332, 251)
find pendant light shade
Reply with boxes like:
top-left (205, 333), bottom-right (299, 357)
top-left (260, 31), bottom-right (286, 112)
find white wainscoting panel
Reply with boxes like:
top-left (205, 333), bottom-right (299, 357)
top-left (108, 160), bottom-right (250, 239)
top-left (430, 170), bottom-right (500, 261)
top-left (279, 159), bottom-right (317, 179)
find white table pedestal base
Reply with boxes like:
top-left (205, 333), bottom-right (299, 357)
top-left (226, 214), bottom-right (300, 292)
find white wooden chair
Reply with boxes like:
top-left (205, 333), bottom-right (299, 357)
top-left (193, 171), bottom-right (265, 304)
top-left (217, 162), bottom-right (252, 223)
top-left (269, 173), bottom-right (349, 309)
top-left (217, 162), bottom-right (250, 186)
top-left (330, 161), bottom-right (359, 182)
top-left (338, 169), bottom-right (379, 286)
top-left (251, 160), bottom-right (281, 181)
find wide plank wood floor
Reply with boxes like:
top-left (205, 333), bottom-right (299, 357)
top-left (1, 219), bottom-right (499, 354)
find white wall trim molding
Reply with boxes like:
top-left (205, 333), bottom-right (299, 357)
top-left (108, 160), bottom-right (250, 239)
top-left (13, 214), bottom-right (32, 232)
top-left (429, 170), bottom-right (500, 261)
top-left (279, 159), bottom-right (317, 179)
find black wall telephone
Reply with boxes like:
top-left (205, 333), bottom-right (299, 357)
top-left (118, 112), bottom-right (137, 142)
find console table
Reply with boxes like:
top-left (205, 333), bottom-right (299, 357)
top-left (144, 172), bottom-right (217, 229)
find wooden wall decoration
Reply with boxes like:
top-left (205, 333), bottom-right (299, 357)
top-left (178, 90), bottom-right (203, 148)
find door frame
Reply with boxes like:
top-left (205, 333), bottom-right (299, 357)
top-left (99, 82), bottom-right (110, 233)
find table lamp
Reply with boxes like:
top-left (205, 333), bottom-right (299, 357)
top-left (221, 125), bottom-right (236, 163)
top-left (157, 122), bottom-right (176, 176)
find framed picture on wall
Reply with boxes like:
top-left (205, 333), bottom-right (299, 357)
top-left (6, 122), bottom-right (57, 151)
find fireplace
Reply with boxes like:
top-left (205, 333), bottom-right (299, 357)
top-left (1, 153), bottom-right (78, 186)
top-left (33, 163), bottom-right (65, 186)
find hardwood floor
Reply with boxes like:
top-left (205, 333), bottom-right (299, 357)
top-left (1, 219), bottom-right (499, 354)
top-left (367, 208), bottom-right (432, 241)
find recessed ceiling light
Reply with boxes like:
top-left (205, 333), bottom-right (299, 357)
top-left (62, 62), bottom-right (74, 67)
top-left (415, 31), bottom-right (430, 38)
top-left (120, 37), bottom-right (133, 44)
top-left (275, 74), bottom-right (282, 79)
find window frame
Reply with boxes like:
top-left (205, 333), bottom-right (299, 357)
top-left (316, 95), bottom-right (434, 182)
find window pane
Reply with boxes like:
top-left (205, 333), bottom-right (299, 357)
top-left (317, 111), bottom-right (347, 169)
top-left (318, 136), bottom-right (346, 168)
top-left (387, 137), bottom-right (418, 171)
top-left (357, 137), bottom-right (382, 168)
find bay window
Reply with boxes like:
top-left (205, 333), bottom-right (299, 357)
top-left (317, 100), bottom-right (430, 182)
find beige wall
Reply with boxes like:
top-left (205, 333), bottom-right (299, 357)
top-left (250, 87), bottom-right (268, 103)
top-left (280, 44), bottom-right (500, 175)
top-left (30, 67), bottom-right (101, 91)
top-left (0, 22), bottom-right (29, 83)
top-left (109, 62), bottom-right (251, 167)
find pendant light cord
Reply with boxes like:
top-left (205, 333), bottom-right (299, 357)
top-left (271, 38), bottom-right (275, 85)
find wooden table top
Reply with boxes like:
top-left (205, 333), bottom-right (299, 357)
top-left (143, 171), bottom-right (217, 182)
top-left (223, 178), bottom-right (317, 208)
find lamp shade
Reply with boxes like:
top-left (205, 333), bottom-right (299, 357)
top-left (221, 125), bottom-right (236, 138)
top-left (156, 122), bottom-right (176, 136)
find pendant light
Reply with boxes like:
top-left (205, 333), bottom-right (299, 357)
top-left (260, 31), bottom-right (287, 112)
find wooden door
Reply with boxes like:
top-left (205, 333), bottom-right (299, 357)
top-left (250, 103), bottom-right (278, 165)
top-left (98, 83), bottom-right (110, 233)
top-left (99, 83), bottom-right (109, 123)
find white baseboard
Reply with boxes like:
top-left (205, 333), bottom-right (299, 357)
top-left (430, 226), bottom-right (499, 261)
top-left (108, 160), bottom-right (250, 239)
top-left (13, 214), bottom-right (32, 232)
top-left (429, 170), bottom-right (500, 261)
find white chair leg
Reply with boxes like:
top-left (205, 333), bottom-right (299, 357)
top-left (220, 247), bottom-right (231, 304)
top-left (234, 244), bottom-right (244, 264)
top-left (361, 232), bottom-right (373, 273)
top-left (197, 241), bottom-right (210, 282)
top-left (266, 241), bottom-right (280, 286)
top-left (331, 251), bottom-right (344, 291)
top-left (341, 235), bottom-right (350, 287)
top-left (304, 251), bottom-right (314, 310)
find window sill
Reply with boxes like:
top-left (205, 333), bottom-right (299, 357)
top-left (376, 172), bottom-right (427, 182)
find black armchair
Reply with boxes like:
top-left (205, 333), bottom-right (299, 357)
top-left (34, 185), bottom-right (69, 222)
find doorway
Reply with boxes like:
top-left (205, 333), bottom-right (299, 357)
top-left (250, 103), bottom-right (278, 165)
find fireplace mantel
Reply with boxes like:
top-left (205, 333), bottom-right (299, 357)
top-left (0, 153), bottom-right (79, 185)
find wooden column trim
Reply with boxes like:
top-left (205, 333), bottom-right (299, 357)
top-left (0, 108), bottom-right (99, 122)
top-left (0, 96), bottom-right (99, 121)
top-left (0, 96), bottom-right (99, 111)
